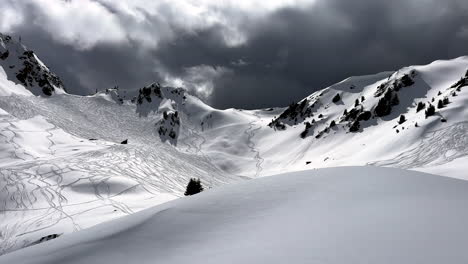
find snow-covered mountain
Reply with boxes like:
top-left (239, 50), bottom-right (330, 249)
top-left (0, 33), bottom-right (66, 96)
top-left (0, 32), bottom-right (468, 257)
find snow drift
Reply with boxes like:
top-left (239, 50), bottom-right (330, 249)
top-left (2, 167), bottom-right (468, 264)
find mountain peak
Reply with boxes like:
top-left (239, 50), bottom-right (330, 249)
top-left (0, 33), bottom-right (66, 96)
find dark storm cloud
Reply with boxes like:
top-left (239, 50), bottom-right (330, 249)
top-left (15, 27), bottom-right (160, 95)
top-left (2, 0), bottom-right (468, 109)
top-left (156, 0), bottom-right (468, 109)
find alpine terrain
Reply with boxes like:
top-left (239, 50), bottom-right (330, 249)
top-left (1, 33), bottom-right (468, 263)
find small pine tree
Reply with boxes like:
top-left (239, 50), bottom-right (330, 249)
top-left (361, 96), bottom-right (365, 102)
top-left (330, 120), bottom-right (336, 127)
top-left (437, 99), bottom-right (444, 109)
top-left (184, 178), bottom-right (204, 196)
top-left (332, 93), bottom-right (341, 103)
top-left (355, 98), bottom-right (359, 107)
top-left (425, 104), bottom-right (436, 118)
top-left (416, 102), bottom-right (425, 112)
top-left (443, 97), bottom-right (450, 105)
top-left (349, 121), bottom-right (360, 132)
top-left (398, 115), bottom-right (406, 124)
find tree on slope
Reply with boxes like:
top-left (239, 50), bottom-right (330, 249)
top-left (425, 104), bottom-right (436, 118)
top-left (184, 178), bottom-right (204, 196)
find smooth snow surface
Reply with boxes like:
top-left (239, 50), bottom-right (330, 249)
top-left (2, 167), bottom-right (468, 264)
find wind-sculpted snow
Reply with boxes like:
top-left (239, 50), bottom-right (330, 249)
top-left (4, 167), bottom-right (468, 264)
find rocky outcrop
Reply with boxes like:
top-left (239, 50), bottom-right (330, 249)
top-left (0, 33), bottom-right (66, 96)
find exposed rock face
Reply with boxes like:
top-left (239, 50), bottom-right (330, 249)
top-left (0, 33), bottom-right (66, 96)
top-left (156, 111), bottom-right (181, 145)
top-left (137, 83), bottom-right (162, 104)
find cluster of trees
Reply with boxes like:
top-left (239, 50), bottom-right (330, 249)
top-left (437, 98), bottom-right (450, 109)
top-left (375, 74), bottom-right (414, 97)
top-left (268, 99), bottom-right (314, 129)
top-left (349, 121), bottom-right (360, 132)
top-left (342, 106), bottom-right (371, 133)
top-left (184, 178), bottom-right (204, 196)
top-left (425, 104), bottom-right (436, 118)
top-left (375, 90), bottom-right (399, 117)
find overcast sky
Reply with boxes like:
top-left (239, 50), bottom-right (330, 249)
top-left (1, 0), bottom-right (468, 109)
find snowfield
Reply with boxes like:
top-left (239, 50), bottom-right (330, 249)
top-left (2, 167), bottom-right (468, 264)
top-left (1, 33), bottom-right (468, 258)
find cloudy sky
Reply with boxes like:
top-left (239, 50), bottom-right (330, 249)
top-left (1, 0), bottom-right (468, 109)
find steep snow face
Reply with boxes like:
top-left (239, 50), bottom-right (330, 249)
top-left (0, 33), bottom-right (66, 96)
top-left (3, 167), bottom-right (468, 264)
top-left (0, 66), bottom-right (32, 96)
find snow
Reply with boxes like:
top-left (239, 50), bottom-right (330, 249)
top-left (0, 66), bottom-right (32, 96)
top-left (0, 92), bottom-right (242, 254)
top-left (3, 167), bottom-right (468, 264)
top-left (0, 47), bottom-right (468, 257)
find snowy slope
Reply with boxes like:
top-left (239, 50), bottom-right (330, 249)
top-left (252, 57), bottom-right (468, 178)
top-left (0, 92), bottom-right (242, 254)
top-left (3, 167), bottom-right (468, 264)
top-left (0, 34), bottom-right (242, 254)
top-left (1, 31), bottom-right (468, 256)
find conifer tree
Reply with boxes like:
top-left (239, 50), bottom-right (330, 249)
top-left (332, 93), bottom-right (341, 103)
top-left (437, 99), bottom-right (444, 109)
top-left (398, 115), bottom-right (406, 124)
top-left (184, 178), bottom-right (204, 196)
top-left (416, 102), bottom-right (425, 112)
top-left (425, 104), bottom-right (436, 118)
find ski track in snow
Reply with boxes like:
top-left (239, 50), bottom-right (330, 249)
top-left (244, 112), bottom-right (264, 177)
top-left (0, 145), bottom-right (235, 254)
top-left (178, 118), bottom-right (221, 188)
top-left (0, 56), bottom-right (468, 257)
top-left (369, 121), bottom-right (468, 169)
top-left (0, 95), bottom-right (240, 255)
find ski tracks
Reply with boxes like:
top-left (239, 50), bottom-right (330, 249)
top-left (369, 121), bottom-right (468, 169)
top-left (244, 112), bottom-right (264, 177)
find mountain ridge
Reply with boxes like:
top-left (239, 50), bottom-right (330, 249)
top-left (0, 32), bottom-right (468, 255)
